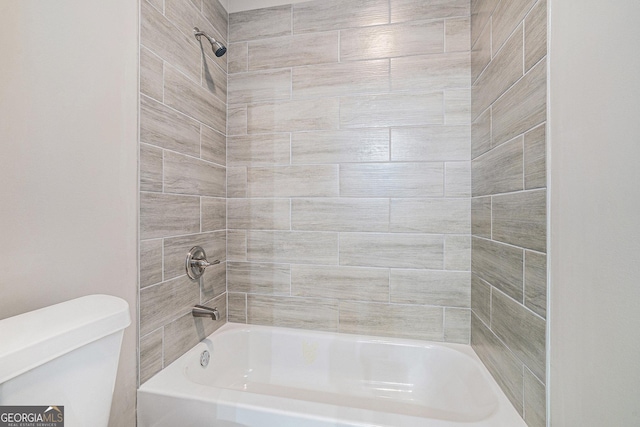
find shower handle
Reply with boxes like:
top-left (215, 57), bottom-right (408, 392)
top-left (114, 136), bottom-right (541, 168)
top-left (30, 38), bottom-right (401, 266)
top-left (185, 246), bottom-right (220, 281)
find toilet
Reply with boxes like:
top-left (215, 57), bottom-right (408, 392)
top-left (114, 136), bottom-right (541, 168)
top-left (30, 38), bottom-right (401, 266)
top-left (0, 294), bottom-right (131, 427)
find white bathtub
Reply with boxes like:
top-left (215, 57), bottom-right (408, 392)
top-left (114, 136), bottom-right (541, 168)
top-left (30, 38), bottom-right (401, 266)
top-left (138, 323), bottom-right (526, 427)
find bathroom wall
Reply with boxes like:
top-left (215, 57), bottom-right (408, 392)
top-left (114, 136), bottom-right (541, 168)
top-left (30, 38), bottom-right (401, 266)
top-left (0, 1), bottom-right (138, 425)
top-left (469, 0), bottom-right (547, 425)
top-left (138, 0), bottom-right (228, 384)
top-left (226, 0), bottom-right (472, 343)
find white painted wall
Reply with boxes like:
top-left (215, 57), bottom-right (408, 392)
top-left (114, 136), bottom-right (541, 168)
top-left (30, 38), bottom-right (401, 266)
top-left (548, 0), bottom-right (640, 425)
top-left (0, 1), bottom-right (138, 425)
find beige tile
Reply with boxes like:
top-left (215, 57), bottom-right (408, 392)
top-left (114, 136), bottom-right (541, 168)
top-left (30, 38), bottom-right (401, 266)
top-left (227, 198), bottom-right (291, 230)
top-left (163, 151), bottom-right (225, 197)
top-left (292, 198), bottom-right (389, 232)
top-left (140, 47), bottom-right (163, 101)
top-left (227, 105), bottom-right (247, 135)
top-left (492, 0), bottom-right (536, 54)
top-left (227, 167), bottom-right (247, 198)
top-left (140, 95), bottom-right (200, 157)
top-left (445, 161), bottom-right (471, 197)
top-left (340, 233), bottom-right (444, 269)
top-left (291, 129), bottom-right (389, 164)
top-left (341, 93), bottom-right (444, 128)
top-left (471, 0), bottom-right (499, 48)
top-left (141, 0), bottom-right (201, 83)
top-left (444, 308), bottom-right (471, 344)
top-left (471, 273), bottom-right (491, 325)
top-left (227, 262), bottom-right (291, 295)
top-left (228, 42), bottom-right (248, 74)
top-left (202, 0), bottom-right (228, 47)
top-left (390, 198), bottom-right (470, 234)
top-left (139, 329), bottom-right (163, 385)
top-left (525, 250), bottom-right (547, 318)
top-left (524, 124), bottom-right (546, 190)
top-left (471, 24), bottom-right (523, 121)
top-left (492, 289), bottom-right (546, 380)
top-left (525, 0), bottom-right (547, 72)
top-left (228, 69), bottom-right (292, 104)
top-left (247, 295), bottom-right (338, 331)
top-left (229, 5), bottom-right (291, 42)
top-left (291, 265), bottom-right (389, 302)
top-left (140, 275), bottom-right (200, 336)
top-left (163, 293), bottom-right (226, 365)
top-left (339, 302), bottom-right (444, 341)
top-left (227, 133), bottom-right (291, 166)
top-left (471, 107), bottom-right (491, 159)
top-left (293, 0), bottom-right (389, 34)
top-left (391, 53), bottom-right (470, 92)
top-left (472, 196), bottom-right (492, 238)
top-left (227, 230), bottom-right (247, 261)
top-left (293, 60), bottom-right (389, 99)
top-left (163, 231), bottom-right (226, 280)
top-left (165, 0), bottom-right (226, 52)
top-left (201, 197), bottom-right (226, 231)
top-left (227, 293), bottom-right (247, 323)
top-left (247, 231), bottom-right (339, 265)
top-left (164, 65), bottom-right (226, 134)
top-left (524, 367), bottom-right (547, 427)
top-left (340, 21), bottom-right (444, 61)
top-left (202, 53), bottom-right (227, 104)
top-left (140, 239), bottom-right (163, 289)
top-left (391, 0), bottom-right (470, 23)
top-left (445, 89), bottom-right (471, 125)
top-left (140, 143), bottom-right (163, 192)
top-left (471, 314), bottom-right (524, 414)
top-left (340, 163), bottom-right (444, 197)
top-left (390, 269), bottom-right (470, 307)
top-left (391, 126), bottom-right (470, 161)
top-left (445, 235), bottom-right (471, 271)
top-left (446, 18), bottom-right (470, 53)
top-left (472, 237), bottom-right (523, 301)
top-left (201, 261), bottom-right (226, 302)
top-left (248, 98), bottom-right (339, 133)
top-left (147, 0), bottom-right (164, 15)
top-left (248, 32), bottom-right (339, 70)
top-left (247, 165), bottom-right (339, 197)
top-left (492, 58), bottom-right (547, 146)
top-left (140, 193), bottom-right (200, 239)
top-left (471, 16), bottom-right (491, 84)
top-left (492, 190), bottom-right (546, 252)
top-left (472, 136), bottom-right (524, 196)
top-left (201, 125), bottom-right (226, 166)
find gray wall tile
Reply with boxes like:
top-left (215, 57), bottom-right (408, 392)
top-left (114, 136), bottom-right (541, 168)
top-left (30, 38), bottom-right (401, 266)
top-left (293, 0), bottom-right (389, 34)
top-left (247, 295), bottom-right (338, 331)
top-left (227, 133), bottom-right (291, 166)
top-left (163, 231), bottom-right (226, 280)
top-left (140, 239), bottom-right (163, 289)
top-left (140, 193), bottom-right (200, 239)
top-left (525, 0), bottom-right (546, 72)
top-left (445, 235), bottom-right (472, 271)
top-left (202, 0), bottom-right (228, 45)
top-left (248, 98), bottom-right (339, 133)
top-left (390, 269), bottom-right (471, 307)
top-left (492, 190), bottom-right (546, 252)
top-left (140, 143), bottom-right (163, 192)
top-left (201, 261), bottom-right (227, 302)
top-left (140, 47), bottom-right (163, 101)
top-left (202, 125), bottom-right (226, 166)
top-left (471, 0), bottom-right (499, 48)
top-left (445, 161), bottom-right (472, 197)
top-left (524, 367), bottom-right (547, 427)
top-left (227, 262), bottom-right (291, 295)
top-left (227, 293), bottom-right (247, 323)
top-left (291, 265), bottom-right (389, 302)
top-left (291, 129), bottom-right (389, 164)
top-left (445, 89), bottom-right (471, 124)
top-left (230, 5), bottom-right (291, 42)
top-left (340, 163), bottom-right (444, 197)
top-left (140, 95), bottom-right (200, 157)
top-left (140, 275), bottom-right (200, 336)
top-left (472, 196), bottom-right (492, 238)
top-left (227, 105), bottom-right (247, 135)
top-left (391, 0), bottom-right (470, 22)
top-left (202, 53), bottom-right (227, 103)
top-left (471, 107), bottom-right (491, 159)
top-left (201, 197), bottom-right (226, 231)
top-left (227, 198), bottom-right (291, 230)
top-left (228, 42), bottom-right (248, 74)
top-left (524, 123), bottom-right (546, 190)
top-left (292, 198), bottom-right (389, 232)
top-left (340, 233), bottom-right (444, 269)
top-left (226, 167), bottom-right (247, 198)
top-left (472, 136), bottom-right (524, 196)
top-left (339, 301), bottom-right (444, 341)
top-left (247, 165), bottom-right (339, 197)
top-left (446, 17), bottom-right (471, 53)
top-left (340, 93), bottom-right (444, 128)
top-left (492, 0), bottom-right (536, 54)
top-left (390, 198), bottom-right (470, 234)
top-left (166, 0), bottom-right (226, 51)
top-left (227, 230), bottom-right (247, 261)
top-left (471, 274), bottom-right (491, 325)
top-left (163, 151), bottom-right (226, 197)
top-left (247, 231), bottom-right (339, 265)
top-left (445, 308), bottom-right (471, 344)
top-left (228, 69), bottom-right (292, 104)
top-left (340, 21), bottom-right (444, 61)
top-left (525, 250), bottom-right (547, 318)
top-left (492, 289), bottom-right (546, 380)
top-left (472, 237), bottom-right (523, 301)
top-left (248, 32), bottom-right (339, 70)
top-left (140, 329), bottom-right (163, 384)
top-left (471, 17), bottom-right (491, 84)
top-left (391, 53), bottom-right (470, 92)
top-left (391, 126), bottom-right (471, 161)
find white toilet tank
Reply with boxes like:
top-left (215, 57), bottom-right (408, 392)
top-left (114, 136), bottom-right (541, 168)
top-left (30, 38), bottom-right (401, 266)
top-left (0, 294), bottom-right (131, 427)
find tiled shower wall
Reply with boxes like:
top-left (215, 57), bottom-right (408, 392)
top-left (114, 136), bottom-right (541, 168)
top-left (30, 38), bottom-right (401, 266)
top-left (226, 0), bottom-right (472, 343)
top-left (470, 0), bottom-right (547, 425)
top-left (138, 0), bottom-right (228, 384)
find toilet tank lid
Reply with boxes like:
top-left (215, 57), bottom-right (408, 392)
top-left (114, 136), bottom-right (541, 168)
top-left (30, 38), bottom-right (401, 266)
top-left (0, 294), bottom-right (131, 384)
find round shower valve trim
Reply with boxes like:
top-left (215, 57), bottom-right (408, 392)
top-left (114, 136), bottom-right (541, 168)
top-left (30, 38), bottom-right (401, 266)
top-left (185, 246), bottom-right (220, 281)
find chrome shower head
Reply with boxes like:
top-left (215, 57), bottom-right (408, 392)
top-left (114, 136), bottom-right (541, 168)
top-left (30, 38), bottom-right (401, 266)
top-left (193, 27), bottom-right (227, 57)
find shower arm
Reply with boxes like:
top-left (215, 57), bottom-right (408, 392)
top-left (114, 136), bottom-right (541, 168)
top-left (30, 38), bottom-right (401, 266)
top-left (193, 27), bottom-right (227, 57)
